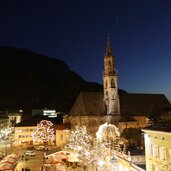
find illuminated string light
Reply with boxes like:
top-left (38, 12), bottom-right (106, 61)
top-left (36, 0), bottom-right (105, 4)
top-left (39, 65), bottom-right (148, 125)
top-left (68, 126), bottom-right (93, 164)
top-left (31, 120), bottom-right (55, 143)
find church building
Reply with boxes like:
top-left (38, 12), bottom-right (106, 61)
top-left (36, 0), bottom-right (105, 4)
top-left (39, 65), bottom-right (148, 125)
top-left (68, 37), bottom-right (171, 136)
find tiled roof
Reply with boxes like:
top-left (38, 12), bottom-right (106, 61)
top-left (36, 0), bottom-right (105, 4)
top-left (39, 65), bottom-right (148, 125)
top-left (120, 93), bottom-right (171, 116)
top-left (15, 115), bottom-right (63, 127)
top-left (54, 123), bottom-right (71, 130)
top-left (69, 91), bottom-right (171, 116)
top-left (142, 120), bottom-right (171, 132)
top-left (69, 92), bottom-right (105, 116)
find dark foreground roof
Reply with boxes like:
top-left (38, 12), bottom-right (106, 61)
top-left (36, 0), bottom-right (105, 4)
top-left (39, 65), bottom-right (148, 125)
top-left (142, 120), bottom-right (171, 132)
top-left (15, 114), bottom-right (63, 127)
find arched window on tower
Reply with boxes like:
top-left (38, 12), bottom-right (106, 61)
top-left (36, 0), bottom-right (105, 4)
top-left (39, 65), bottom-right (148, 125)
top-left (111, 79), bottom-right (115, 88)
top-left (108, 60), bottom-right (111, 66)
top-left (106, 80), bottom-right (108, 88)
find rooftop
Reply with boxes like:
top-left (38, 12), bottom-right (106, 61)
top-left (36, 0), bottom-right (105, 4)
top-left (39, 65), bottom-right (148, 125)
top-left (15, 114), bottom-right (63, 127)
top-left (143, 120), bottom-right (171, 132)
top-left (69, 91), bottom-right (171, 116)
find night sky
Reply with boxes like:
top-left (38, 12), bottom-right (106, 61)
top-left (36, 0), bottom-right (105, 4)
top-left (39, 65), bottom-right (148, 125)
top-left (0, 0), bottom-right (171, 101)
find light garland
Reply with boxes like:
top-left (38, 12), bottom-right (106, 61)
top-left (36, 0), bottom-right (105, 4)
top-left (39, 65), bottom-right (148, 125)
top-left (95, 123), bottom-right (120, 170)
top-left (96, 122), bottom-right (120, 143)
top-left (68, 126), bottom-right (93, 164)
top-left (31, 120), bottom-right (55, 143)
top-left (66, 123), bottom-right (121, 170)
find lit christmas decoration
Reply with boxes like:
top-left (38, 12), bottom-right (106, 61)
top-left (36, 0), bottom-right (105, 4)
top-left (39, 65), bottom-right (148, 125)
top-left (68, 126), bottom-right (93, 165)
top-left (96, 123), bottom-right (120, 171)
top-left (66, 123), bottom-right (121, 170)
top-left (96, 122), bottom-right (120, 145)
top-left (31, 120), bottom-right (55, 144)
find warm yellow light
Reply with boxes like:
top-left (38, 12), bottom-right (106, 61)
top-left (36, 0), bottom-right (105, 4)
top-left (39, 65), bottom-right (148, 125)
top-left (98, 160), bottom-right (105, 166)
top-left (144, 133), bottom-right (150, 145)
top-left (96, 122), bottom-right (120, 142)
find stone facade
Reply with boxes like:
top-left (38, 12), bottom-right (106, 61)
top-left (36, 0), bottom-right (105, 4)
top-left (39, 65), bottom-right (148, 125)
top-left (69, 115), bottom-right (120, 136)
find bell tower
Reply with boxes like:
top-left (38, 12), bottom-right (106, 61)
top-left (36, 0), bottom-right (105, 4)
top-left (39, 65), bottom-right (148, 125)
top-left (103, 36), bottom-right (120, 116)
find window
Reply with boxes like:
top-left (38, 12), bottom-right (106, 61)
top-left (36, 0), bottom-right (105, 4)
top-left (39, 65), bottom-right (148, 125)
top-left (159, 146), bottom-right (166, 160)
top-left (148, 144), bottom-right (153, 155)
top-left (153, 145), bottom-right (159, 158)
top-left (108, 60), bottom-right (111, 66)
top-left (25, 129), bottom-right (29, 132)
top-left (106, 80), bottom-right (108, 88)
top-left (111, 79), bottom-right (115, 88)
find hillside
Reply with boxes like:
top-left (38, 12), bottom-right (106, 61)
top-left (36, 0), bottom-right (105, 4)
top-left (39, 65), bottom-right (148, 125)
top-left (0, 47), bottom-right (103, 118)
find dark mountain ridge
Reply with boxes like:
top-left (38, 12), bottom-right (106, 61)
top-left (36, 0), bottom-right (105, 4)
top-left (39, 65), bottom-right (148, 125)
top-left (0, 47), bottom-right (103, 118)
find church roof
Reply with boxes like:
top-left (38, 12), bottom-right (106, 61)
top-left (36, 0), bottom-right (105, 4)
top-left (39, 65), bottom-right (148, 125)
top-left (120, 93), bottom-right (171, 116)
top-left (69, 92), bottom-right (105, 116)
top-left (69, 91), bottom-right (171, 116)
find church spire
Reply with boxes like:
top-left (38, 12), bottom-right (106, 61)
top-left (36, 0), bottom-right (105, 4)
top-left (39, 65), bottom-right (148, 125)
top-left (105, 35), bottom-right (113, 57)
top-left (103, 36), bottom-right (120, 116)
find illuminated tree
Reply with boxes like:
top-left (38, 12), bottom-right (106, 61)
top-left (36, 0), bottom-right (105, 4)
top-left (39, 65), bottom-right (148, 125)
top-left (31, 120), bottom-right (55, 145)
top-left (68, 126), bottom-right (93, 168)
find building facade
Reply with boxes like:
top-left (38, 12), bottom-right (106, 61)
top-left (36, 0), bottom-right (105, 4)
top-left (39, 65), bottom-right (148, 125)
top-left (55, 123), bottom-right (71, 148)
top-left (14, 115), bottom-right (63, 146)
top-left (142, 121), bottom-right (171, 171)
top-left (14, 126), bottom-right (36, 146)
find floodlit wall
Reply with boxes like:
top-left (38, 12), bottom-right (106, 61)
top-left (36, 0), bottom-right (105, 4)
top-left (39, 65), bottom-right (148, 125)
top-left (143, 129), bottom-right (171, 171)
top-left (14, 126), bottom-right (36, 146)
